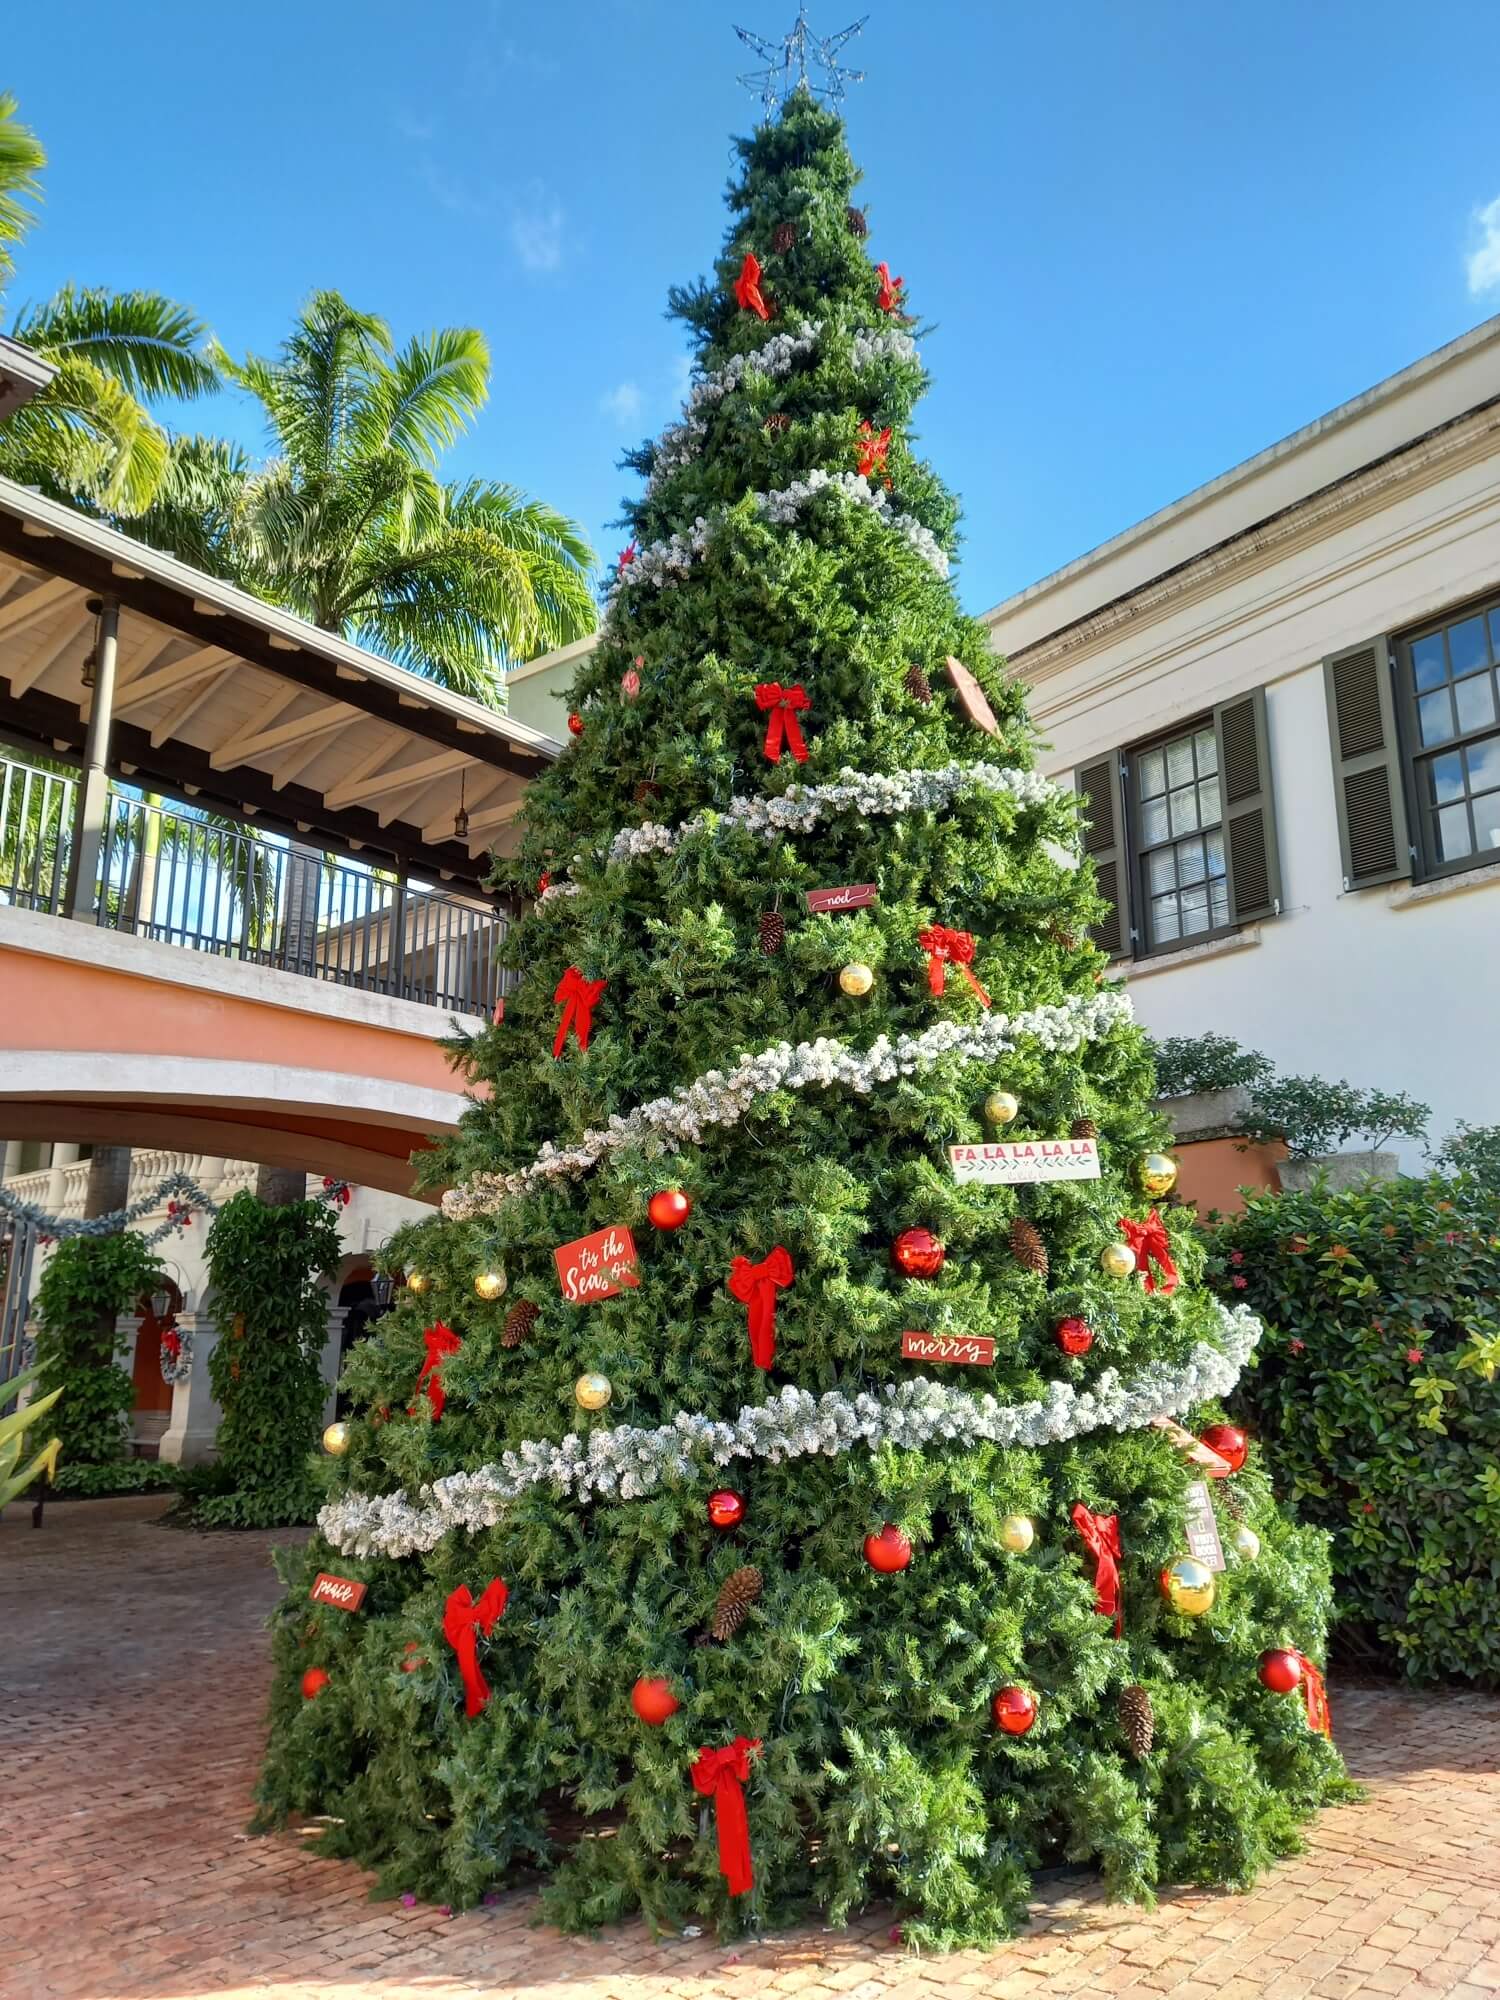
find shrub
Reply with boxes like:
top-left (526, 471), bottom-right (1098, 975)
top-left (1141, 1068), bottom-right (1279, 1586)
top-left (1149, 1032), bottom-right (1272, 1098)
top-left (33, 1233), bottom-right (167, 1468)
top-left (1433, 1122), bottom-right (1500, 1191)
top-left (1238, 1076), bottom-right (1429, 1160)
top-left (1205, 1173), bottom-right (1500, 1685)
top-left (49, 1458), bottom-right (178, 1497)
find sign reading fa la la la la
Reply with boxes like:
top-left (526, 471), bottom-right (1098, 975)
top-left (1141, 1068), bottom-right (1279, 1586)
top-left (947, 1137), bottom-right (1101, 1186)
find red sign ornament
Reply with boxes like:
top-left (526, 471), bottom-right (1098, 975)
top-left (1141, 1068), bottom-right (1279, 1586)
top-left (410, 1322), bottom-right (462, 1421)
top-left (734, 252), bottom-right (771, 321)
top-left (918, 925), bottom-right (991, 1008)
top-left (552, 966), bottom-right (606, 1059)
top-left (443, 1578), bottom-right (509, 1717)
top-left (1118, 1209), bottom-right (1179, 1295)
top-left (855, 421), bottom-right (891, 477)
top-left (691, 1736), bottom-right (761, 1896)
top-left (875, 260), bottom-right (905, 313)
top-left (309, 1572), bottom-right (368, 1612)
top-left (554, 1225), bottom-right (640, 1305)
top-left (727, 1246), bottom-right (794, 1369)
top-left (901, 1330), bottom-right (994, 1366)
top-left (804, 882), bottom-right (878, 914)
top-left (1071, 1502), bottom-right (1124, 1636)
top-left (754, 682), bottom-right (810, 763)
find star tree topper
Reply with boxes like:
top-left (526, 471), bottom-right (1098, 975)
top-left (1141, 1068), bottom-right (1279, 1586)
top-left (734, 3), bottom-right (868, 112)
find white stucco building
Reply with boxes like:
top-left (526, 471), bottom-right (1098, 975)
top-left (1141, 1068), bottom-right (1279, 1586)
top-left (983, 314), bottom-right (1500, 1169)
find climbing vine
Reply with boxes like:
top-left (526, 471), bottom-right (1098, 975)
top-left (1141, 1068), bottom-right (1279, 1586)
top-left (33, 1234), bottom-right (167, 1469)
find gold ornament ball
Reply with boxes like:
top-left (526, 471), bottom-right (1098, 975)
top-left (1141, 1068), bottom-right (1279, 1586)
top-left (1140, 1151), bottom-right (1179, 1198)
top-left (405, 1270), bottom-right (429, 1295)
top-left (839, 961), bottom-right (875, 997)
top-left (999, 1513), bottom-right (1035, 1554)
top-left (1160, 1556), bottom-right (1217, 1617)
top-left (984, 1089), bottom-right (1020, 1126)
top-left (322, 1421), bottom-right (351, 1457)
top-left (1100, 1241), bottom-right (1137, 1281)
top-left (473, 1268), bottom-right (508, 1302)
top-left (574, 1372), bottom-right (613, 1411)
top-left (1231, 1524), bottom-right (1262, 1563)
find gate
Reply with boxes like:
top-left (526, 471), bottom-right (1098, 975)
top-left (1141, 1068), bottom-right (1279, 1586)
top-left (0, 1210), bottom-right (39, 1387)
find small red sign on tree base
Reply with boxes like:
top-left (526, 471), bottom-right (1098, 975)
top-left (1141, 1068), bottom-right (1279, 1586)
top-left (555, 1224), bottom-right (641, 1304)
top-left (309, 1572), bottom-right (367, 1612)
top-left (901, 1330), bottom-right (995, 1366)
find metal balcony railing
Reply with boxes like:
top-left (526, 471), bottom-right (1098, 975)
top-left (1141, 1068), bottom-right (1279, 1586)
top-left (0, 751), bottom-right (509, 1017)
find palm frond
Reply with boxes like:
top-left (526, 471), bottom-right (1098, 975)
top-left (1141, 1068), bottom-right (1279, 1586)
top-left (0, 91), bottom-right (45, 281)
top-left (10, 284), bottom-right (217, 400)
top-left (352, 326), bottom-right (489, 465)
top-left (0, 354), bottom-right (169, 512)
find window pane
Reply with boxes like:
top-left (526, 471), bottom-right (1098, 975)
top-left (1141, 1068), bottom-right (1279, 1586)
top-left (1137, 747), bottom-right (1166, 798)
top-left (1467, 735), bottom-right (1500, 795)
top-left (1166, 737), bottom-right (1195, 788)
top-left (1436, 803), bottom-right (1472, 862)
top-left (1419, 689), bottom-right (1455, 746)
top-left (1425, 751), bottom-right (1466, 804)
top-left (1151, 894), bottom-right (1180, 942)
top-left (1198, 775), bottom-right (1221, 826)
top-left (1410, 632), bottom-right (1448, 692)
top-left (1490, 609), bottom-right (1500, 660)
top-left (1169, 786), bottom-right (1200, 835)
top-left (1148, 848), bottom-right (1176, 894)
top-left (1449, 616), bottom-right (1489, 677)
top-left (1206, 829), bottom-right (1226, 877)
top-left (1210, 880), bottom-right (1230, 927)
top-left (1179, 886), bottom-right (1210, 934)
top-left (1176, 835), bottom-right (1206, 884)
top-left (1455, 672), bottom-right (1498, 735)
top-left (1195, 728), bottom-right (1217, 776)
top-left (1141, 797), bottom-right (1169, 844)
top-left (1475, 791), bottom-right (1500, 855)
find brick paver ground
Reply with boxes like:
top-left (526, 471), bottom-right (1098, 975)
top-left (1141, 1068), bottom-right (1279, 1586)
top-left (4, 1497), bottom-right (1499, 2000)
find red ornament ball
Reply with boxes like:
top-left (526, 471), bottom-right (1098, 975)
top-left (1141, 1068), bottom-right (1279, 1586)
top-left (1055, 1315), bottom-right (1094, 1356)
top-left (864, 1522), bottom-right (912, 1573)
top-left (567, 711), bottom-right (585, 737)
top-left (707, 1487), bottom-right (746, 1530)
top-left (400, 1642), bottom-right (427, 1674)
top-left (891, 1227), bottom-right (945, 1279)
top-left (1200, 1423), bottom-right (1249, 1474)
top-left (630, 1675), bottom-right (681, 1726)
top-left (300, 1667), bottom-right (331, 1701)
top-left (647, 1187), bottom-right (693, 1231)
top-left (1258, 1648), bottom-right (1304, 1695)
top-left (991, 1685), bottom-right (1039, 1735)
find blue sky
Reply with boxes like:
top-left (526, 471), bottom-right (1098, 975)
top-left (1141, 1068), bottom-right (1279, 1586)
top-left (5, 1), bottom-right (1500, 620)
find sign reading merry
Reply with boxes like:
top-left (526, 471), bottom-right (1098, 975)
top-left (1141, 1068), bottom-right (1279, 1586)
top-left (947, 1138), bottom-right (1100, 1185)
top-left (554, 1225), bottom-right (641, 1304)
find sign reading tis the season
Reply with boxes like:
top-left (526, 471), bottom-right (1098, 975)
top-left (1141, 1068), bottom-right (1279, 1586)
top-left (1182, 1479), bottom-right (1226, 1573)
top-left (943, 656), bottom-right (1003, 738)
top-left (309, 1572), bottom-right (367, 1612)
top-left (947, 1138), bottom-right (1100, 1186)
top-left (901, 1330), bottom-right (995, 1367)
top-left (804, 882), bottom-right (878, 914)
top-left (554, 1224), bottom-right (641, 1305)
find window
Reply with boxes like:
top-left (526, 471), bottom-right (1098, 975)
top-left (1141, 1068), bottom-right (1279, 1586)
top-left (1075, 689), bottom-right (1280, 960)
top-left (1325, 586), bottom-right (1500, 892)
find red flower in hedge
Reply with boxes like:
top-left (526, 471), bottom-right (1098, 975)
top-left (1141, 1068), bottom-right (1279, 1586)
top-left (1329, 1244), bottom-right (1351, 1261)
top-left (1288, 1338), bottom-right (1307, 1355)
top-left (1232, 1275), bottom-right (1248, 1290)
top-left (1362, 1500), bottom-right (1376, 1513)
top-left (1406, 1347), bottom-right (1425, 1365)
top-left (1228, 1250), bottom-right (1244, 1266)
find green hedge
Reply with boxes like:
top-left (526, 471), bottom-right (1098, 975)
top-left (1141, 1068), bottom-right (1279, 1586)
top-left (1205, 1173), bottom-right (1500, 1685)
top-left (33, 1233), bottom-right (167, 1468)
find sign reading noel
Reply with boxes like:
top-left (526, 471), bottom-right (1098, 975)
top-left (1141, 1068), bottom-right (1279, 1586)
top-left (901, 1330), bottom-right (995, 1367)
top-left (804, 882), bottom-right (878, 913)
top-left (554, 1224), bottom-right (641, 1304)
top-left (947, 1138), bottom-right (1100, 1186)
top-left (309, 1572), bottom-right (367, 1612)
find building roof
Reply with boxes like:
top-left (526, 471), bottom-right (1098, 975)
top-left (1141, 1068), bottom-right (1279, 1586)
top-left (982, 312), bottom-right (1500, 664)
top-left (0, 476), bottom-right (564, 888)
top-left (0, 334), bottom-right (56, 426)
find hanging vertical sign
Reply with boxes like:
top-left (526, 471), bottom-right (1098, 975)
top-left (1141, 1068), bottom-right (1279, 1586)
top-left (1182, 1481), bottom-right (1226, 1573)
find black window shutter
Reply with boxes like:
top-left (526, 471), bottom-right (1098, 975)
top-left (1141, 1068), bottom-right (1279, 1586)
top-left (1074, 753), bottom-right (1131, 958)
top-left (1213, 687), bottom-right (1282, 923)
top-left (1322, 638), bottom-right (1411, 890)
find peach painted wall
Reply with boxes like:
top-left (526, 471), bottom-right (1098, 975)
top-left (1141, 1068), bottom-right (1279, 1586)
top-left (1172, 1136), bottom-right (1287, 1217)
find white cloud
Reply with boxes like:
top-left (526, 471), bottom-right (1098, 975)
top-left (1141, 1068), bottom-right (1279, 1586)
top-left (600, 381), bottom-right (643, 427)
top-left (509, 184), bottom-right (566, 273)
top-left (1466, 195), bottom-right (1500, 295)
top-left (668, 352), bottom-right (694, 402)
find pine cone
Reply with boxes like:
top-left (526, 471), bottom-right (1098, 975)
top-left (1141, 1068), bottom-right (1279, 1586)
top-left (501, 1300), bottom-right (540, 1349)
top-left (904, 663), bottom-right (932, 704)
top-left (1009, 1217), bottom-right (1048, 1277)
top-left (1118, 1684), bottom-right (1155, 1759)
top-left (710, 1565), bottom-right (763, 1642)
top-left (633, 778), bottom-right (662, 808)
top-left (1071, 1117), bottom-right (1098, 1141)
top-left (758, 909), bottom-right (786, 956)
top-left (846, 205), bottom-right (868, 238)
top-left (771, 220), bottom-right (797, 255)
top-left (1219, 1483), bottom-right (1246, 1522)
top-left (764, 410), bottom-right (792, 435)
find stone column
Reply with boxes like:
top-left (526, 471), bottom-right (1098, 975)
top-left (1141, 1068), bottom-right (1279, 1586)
top-left (45, 1142), bottom-right (80, 1213)
top-left (157, 1311), bottom-right (222, 1466)
top-left (320, 1304), bottom-right (349, 1426)
top-left (64, 595), bottom-right (120, 921)
top-left (2, 1140), bottom-right (24, 1181)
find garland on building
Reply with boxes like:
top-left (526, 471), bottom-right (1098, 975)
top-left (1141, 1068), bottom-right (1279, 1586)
top-left (0, 1170), bottom-right (355, 1245)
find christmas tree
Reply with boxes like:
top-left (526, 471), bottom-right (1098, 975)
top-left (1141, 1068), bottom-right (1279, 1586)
top-left (256, 91), bottom-right (1347, 1948)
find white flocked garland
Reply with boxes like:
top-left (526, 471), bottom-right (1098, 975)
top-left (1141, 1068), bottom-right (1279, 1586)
top-left (443, 987), bottom-right (1133, 1221)
top-left (317, 1303), bottom-right (1262, 1559)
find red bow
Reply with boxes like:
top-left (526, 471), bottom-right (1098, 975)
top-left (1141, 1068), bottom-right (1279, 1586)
top-left (442, 1578), bottom-right (509, 1717)
top-left (855, 422), bottom-right (891, 477)
top-left (160, 1328), bottom-right (182, 1360)
top-left (727, 1247), bottom-right (794, 1370)
top-left (1293, 1651), bottom-right (1333, 1738)
top-left (1118, 1209), bottom-right (1179, 1295)
top-left (411, 1321), bottom-right (462, 1421)
top-left (1071, 1502), bottom-right (1124, 1636)
top-left (619, 540), bottom-right (637, 567)
top-left (553, 966), bottom-right (606, 1059)
top-left (754, 683), bottom-right (810, 764)
top-left (875, 261), bottom-right (905, 313)
top-left (734, 252), bottom-right (770, 320)
top-left (917, 925), bottom-right (991, 1008)
top-left (691, 1737), bottom-right (761, 1897)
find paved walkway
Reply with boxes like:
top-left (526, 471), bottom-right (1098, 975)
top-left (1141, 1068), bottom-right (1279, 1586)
top-left (3, 1498), bottom-right (1499, 2000)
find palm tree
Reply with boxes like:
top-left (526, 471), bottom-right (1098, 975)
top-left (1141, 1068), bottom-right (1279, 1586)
top-left (202, 292), bottom-right (596, 703)
top-left (0, 93), bottom-right (218, 513)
